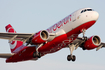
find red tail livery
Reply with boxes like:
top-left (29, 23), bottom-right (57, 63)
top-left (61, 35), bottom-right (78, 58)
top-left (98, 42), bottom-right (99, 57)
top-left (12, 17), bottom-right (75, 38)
top-left (5, 24), bottom-right (23, 53)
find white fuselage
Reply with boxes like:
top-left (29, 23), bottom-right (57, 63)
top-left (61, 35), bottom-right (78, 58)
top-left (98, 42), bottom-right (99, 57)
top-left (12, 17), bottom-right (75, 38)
top-left (47, 8), bottom-right (99, 36)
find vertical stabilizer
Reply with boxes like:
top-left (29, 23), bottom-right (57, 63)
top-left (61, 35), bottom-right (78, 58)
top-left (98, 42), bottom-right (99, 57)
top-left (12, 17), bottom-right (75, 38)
top-left (5, 24), bottom-right (23, 53)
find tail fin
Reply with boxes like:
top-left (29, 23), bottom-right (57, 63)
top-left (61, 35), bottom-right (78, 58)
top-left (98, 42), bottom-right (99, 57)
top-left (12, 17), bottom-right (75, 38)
top-left (5, 24), bottom-right (23, 53)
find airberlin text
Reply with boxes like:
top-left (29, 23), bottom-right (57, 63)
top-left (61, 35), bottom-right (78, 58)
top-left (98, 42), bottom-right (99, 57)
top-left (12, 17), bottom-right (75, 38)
top-left (47, 15), bottom-right (71, 33)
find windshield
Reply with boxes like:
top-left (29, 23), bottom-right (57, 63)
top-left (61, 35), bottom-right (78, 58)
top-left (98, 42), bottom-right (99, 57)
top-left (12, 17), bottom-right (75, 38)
top-left (81, 9), bottom-right (93, 13)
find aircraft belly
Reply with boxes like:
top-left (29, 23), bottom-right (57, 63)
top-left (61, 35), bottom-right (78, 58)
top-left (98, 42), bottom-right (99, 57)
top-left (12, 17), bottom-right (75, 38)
top-left (38, 33), bottom-right (77, 55)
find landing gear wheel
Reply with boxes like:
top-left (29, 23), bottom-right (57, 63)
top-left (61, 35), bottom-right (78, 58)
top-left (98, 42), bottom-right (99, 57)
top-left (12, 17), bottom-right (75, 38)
top-left (67, 55), bottom-right (76, 62)
top-left (33, 52), bottom-right (41, 58)
top-left (37, 53), bottom-right (41, 58)
top-left (67, 55), bottom-right (72, 61)
top-left (72, 55), bottom-right (76, 62)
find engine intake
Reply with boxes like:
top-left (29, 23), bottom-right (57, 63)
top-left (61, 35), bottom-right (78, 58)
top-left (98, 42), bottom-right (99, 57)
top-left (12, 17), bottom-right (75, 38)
top-left (41, 30), bottom-right (48, 40)
top-left (93, 36), bottom-right (100, 45)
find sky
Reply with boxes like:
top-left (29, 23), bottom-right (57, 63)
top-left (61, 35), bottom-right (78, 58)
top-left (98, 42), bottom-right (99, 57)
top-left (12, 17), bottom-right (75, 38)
top-left (0, 0), bottom-right (105, 70)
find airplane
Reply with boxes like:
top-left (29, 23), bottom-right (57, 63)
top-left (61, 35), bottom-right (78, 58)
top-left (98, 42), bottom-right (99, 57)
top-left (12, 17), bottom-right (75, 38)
top-left (0, 8), bottom-right (105, 63)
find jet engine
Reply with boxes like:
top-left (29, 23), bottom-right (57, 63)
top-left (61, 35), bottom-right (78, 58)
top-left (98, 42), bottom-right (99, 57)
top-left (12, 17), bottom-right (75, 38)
top-left (32, 30), bottom-right (55, 44)
top-left (84, 35), bottom-right (101, 50)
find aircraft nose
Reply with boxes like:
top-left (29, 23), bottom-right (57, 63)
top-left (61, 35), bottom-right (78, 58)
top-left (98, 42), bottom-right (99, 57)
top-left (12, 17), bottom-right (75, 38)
top-left (92, 11), bottom-right (99, 21)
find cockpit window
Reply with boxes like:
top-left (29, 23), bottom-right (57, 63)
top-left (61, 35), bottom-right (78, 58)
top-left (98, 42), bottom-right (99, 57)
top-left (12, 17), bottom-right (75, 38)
top-left (81, 10), bottom-right (83, 13)
top-left (81, 9), bottom-right (93, 13)
top-left (84, 9), bottom-right (87, 12)
top-left (87, 9), bottom-right (92, 11)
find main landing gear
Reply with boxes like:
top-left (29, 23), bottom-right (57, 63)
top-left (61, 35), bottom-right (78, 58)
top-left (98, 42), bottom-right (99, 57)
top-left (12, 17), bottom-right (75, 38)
top-left (67, 29), bottom-right (87, 62)
top-left (67, 55), bottom-right (76, 61)
top-left (33, 43), bottom-right (44, 58)
top-left (33, 52), bottom-right (41, 58)
top-left (67, 44), bottom-right (76, 62)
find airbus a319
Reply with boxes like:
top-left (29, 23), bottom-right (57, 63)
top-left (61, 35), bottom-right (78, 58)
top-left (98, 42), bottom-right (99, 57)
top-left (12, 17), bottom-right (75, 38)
top-left (0, 8), bottom-right (104, 63)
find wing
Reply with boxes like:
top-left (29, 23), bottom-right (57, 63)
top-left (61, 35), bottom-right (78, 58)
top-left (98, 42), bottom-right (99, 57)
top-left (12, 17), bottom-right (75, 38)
top-left (0, 32), bottom-right (35, 44)
top-left (96, 42), bottom-right (105, 51)
top-left (72, 37), bottom-right (105, 51)
top-left (0, 53), bottom-right (14, 58)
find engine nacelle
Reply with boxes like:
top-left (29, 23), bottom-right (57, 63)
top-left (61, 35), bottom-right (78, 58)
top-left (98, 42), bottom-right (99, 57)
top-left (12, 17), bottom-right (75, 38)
top-left (84, 35), bottom-right (101, 50)
top-left (32, 30), bottom-right (55, 44)
top-left (32, 30), bottom-right (49, 44)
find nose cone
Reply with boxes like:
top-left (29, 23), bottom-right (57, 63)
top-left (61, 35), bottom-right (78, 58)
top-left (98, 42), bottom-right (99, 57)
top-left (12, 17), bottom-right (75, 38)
top-left (92, 11), bottom-right (99, 21)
